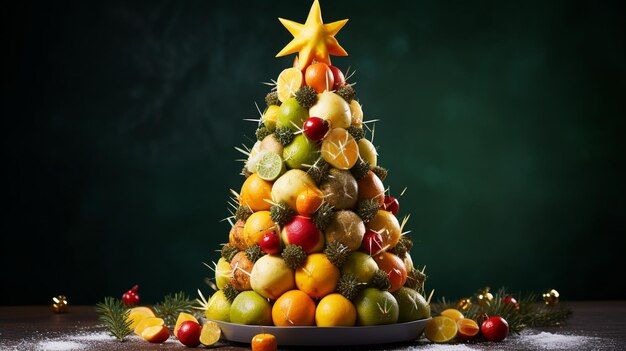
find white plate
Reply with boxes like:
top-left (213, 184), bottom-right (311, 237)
top-left (210, 319), bottom-right (430, 346)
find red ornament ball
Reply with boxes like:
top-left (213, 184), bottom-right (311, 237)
top-left (382, 196), bottom-right (400, 215)
top-left (303, 117), bottom-right (329, 142)
top-left (177, 320), bottom-right (202, 347)
top-left (260, 232), bottom-right (281, 255)
top-left (481, 316), bottom-right (509, 342)
top-left (121, 285), bottom-right (140, 306)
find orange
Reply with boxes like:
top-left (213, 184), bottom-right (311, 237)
top-left (239, 174), bottom-right (273, 211)
top-left (251, 333), bottom-right (278, 351)
top-left (440, 308), bottom-right (464, 322)
top-left (315, 293), bottom-right (357, 327)
top-left (295, 188), bottom-right (324, 216)
top-left (276, 68), bottom-right (303, 102)
top-left (295, 253), bottom-right (340, 299)
top-left (134, 317), bottom-right (164, 336)
top-left (457, 318), bottom-right (480, 340)
top-left (126, 306), bottom-right (155, 330)
top-left (174, 312), bottom-right (198, 338)
top-left (321, 128), bottom-right (358, 170)
top-left (424, 316), bottom-right (458, 343)
top-left (372, 252), bottom-right (407, 293)
top-left (243, 211), bottom-right (279, 247)
top-left (357, 171), bottom-right (385, 206)
top-left (305, 62), bottom-right (334, 93)
top-left (271, 290), bottom-right (316, 326)
top-left (366, 210), bottom-right (401, 250)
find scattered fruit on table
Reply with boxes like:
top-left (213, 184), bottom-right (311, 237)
top-left (276, 68), bottom-right (304, 102)
top-left (440, 308), bottom-right (464, 322)
top-left (424, 316), bottom-right (458, 343)
top-left (251, 333), bottom-right (278, 351)
top-left (200, 321), bottom-right (222, 346)
top-left (174, 312), bottom-right (198, 338)
top-left (315, 293), bottom-right (357, 326)
top-left (134, 317), bottom-right (164, 336)
top-left (305, 62), bottom-right (334, 93)
top-left (303, 116), bottom-right (329, 141)
top-left (481, 316), bottom-right (509, 342)
top-left (126, 306), bottom-right (156, 329)
top-left (230, 291), bottom-right (273, 325)
top-left (176, 320), bottom-right (202, 347)
top-left (121, 285), bottom-right (140, 306)
top-left (141, 325), bottom-right (170, 343)
top-left (353, 288), bottom-right (399, 326)
top-left (457, 318), bottom-right (480, 341)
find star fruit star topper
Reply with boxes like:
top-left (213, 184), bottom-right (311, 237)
top-left (276, 0), bottom-right (348, 70)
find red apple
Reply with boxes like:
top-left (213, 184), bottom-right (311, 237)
top-left (481, 316), bottom-right (509, 342)
top-left (281, 216), bottom-right (324, 253)
top-left (177, 320), bottom-right (202, 347)
top-left (260, 232), bottom-right (281, 255)
top-left (329, 65), bottom-right (345, 90)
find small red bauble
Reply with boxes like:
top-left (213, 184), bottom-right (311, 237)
top-left (328, 66), bottom-right (346, 90)
top-left (361, 230), bottom-right (384, 255)
top-left (382, 196), bottom-right (400, 215)
top-left (177, 320), bottom-right (202, 347)
top-left (502, 294), bottom-right (520, 309)
top-left (260, 232), bottom-right (281, 255)
top-left (481, 316), bottom-right (509, 342)
top-left (121, 285), bottom-right (140, 306)
top-left (303, 117), bottom-right (329, 141)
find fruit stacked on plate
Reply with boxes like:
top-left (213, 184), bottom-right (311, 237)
top-left (200, 0), bottom-right (430, 328)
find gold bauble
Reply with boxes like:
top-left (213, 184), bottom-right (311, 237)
top-left (543, 289), bottom-right (560, 305)
top-left (52, 295), bottom-right (68, 313)
top-left (476, 287), bottom-right (494, 306)
top-left (457, 298), bottom-right (472, 311)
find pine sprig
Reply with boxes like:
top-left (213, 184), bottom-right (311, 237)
top-left (153, 291), bottom-right (195, 329)
top-left (95, 297), bottom-right (133, 341)
top-left (434, 287), bottom-right (572, 334)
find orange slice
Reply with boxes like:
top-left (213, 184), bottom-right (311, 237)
top-left (200, 321), bottom-right (222, 346)
top-left (457, 318), bottom-right (480, 340)
top-left (440, 308), bottom-right (464, 322)
top-left (141, 325), bottom-right (170, 343)
top-left (174, 312), bottom-right (198, 338)
top-left (276, 68), bottom-right (303, 102)
top-left (126, 306), bottom-right (156, 330)
top-left (134, 317), bottom-right (164, 336)
top-left (424, 316), bottom-right (458, 343)
top-left (321, 128), bottom-right (358, 170)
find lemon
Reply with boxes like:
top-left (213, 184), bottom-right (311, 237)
top-left (424, 316), bottom-right (458, 343)
top-left (200, 321), bottom-right (221, 346)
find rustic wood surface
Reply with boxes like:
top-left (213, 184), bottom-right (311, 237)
top-left (1, 301), bottom-right (625, 350)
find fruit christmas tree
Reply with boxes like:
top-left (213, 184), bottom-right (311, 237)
top-left (198, 0), bottom-right (431, 339)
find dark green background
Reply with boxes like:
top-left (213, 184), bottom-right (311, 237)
top-left (3, 0), bottom-right (624, 304)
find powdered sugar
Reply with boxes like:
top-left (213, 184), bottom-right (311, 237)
top-left (37, 340), bottom-right (85, 350)
top-left (521, 331), bottom-right (595, 349)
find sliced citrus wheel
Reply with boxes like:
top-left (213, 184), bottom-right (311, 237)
top-left (134, 317), bottom-right (164, 336)
top-left (440, 308), bottom-right (464, 322)
top-left (174, 312), bottom-right (198, 338)
top-left (457, 318), bottom-right (480, 340)
top-left (256, 152), bottom-right (285, 181)
top-left (126, 306), bottom-right (155, 329)
top-left (321, 128), bottom-right (358, 170)
top-left (424, 316), bottom-right (458, 343)
top-left (200, 321), bottom-right (222, 346)
top-left (276, 68), bottom-right (303, 102)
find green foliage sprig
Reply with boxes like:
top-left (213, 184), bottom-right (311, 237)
top-left (434, 287), bottom-right (572, 334)
top-left (95, 297), bottom-right (132, 341)
top-left (153, 291), bottom-right (195, 329)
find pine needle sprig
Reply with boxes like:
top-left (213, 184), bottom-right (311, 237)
top-left (95, 297), bottom-right (132, 341)
top-left (434, 287), bottom-right (572, 334)
top-left (153, 291), bottom-right (195, 329)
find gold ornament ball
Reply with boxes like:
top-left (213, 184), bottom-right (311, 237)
top-left (543, 289), bottom-right (560, 305)
top-left (476, 287), bottom-right (494, 306)
top-left (52, 295), bottom-right (68, 313)
top-left (457, 298), bottom-right (472, 311)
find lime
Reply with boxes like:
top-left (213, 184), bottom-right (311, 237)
top-left (353, 288), bottom-right (399, 326)
top-left (256, 152), bottom-right (285, 181)
top-left (283, 134), bottom-right (320, 169)
top-left (229, 291), bottom-right (272, 325)
top-left (392, 287), bottom-right (431, 322)
top-left (341, 251), bottom-right (378, 285)
top-left (424, 316), bottom-right (458, 343)
top-left (276, 97), bottom-right (308, 131)
top-left (205, 290), bottom-right (232, 322)
top-left (200, 321), bottom-right (221, 346)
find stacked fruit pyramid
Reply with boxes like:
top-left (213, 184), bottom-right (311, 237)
top-left (200, 0), bottom-right (431, 329)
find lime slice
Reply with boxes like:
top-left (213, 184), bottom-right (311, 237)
top-left (256, 152), bottom-right (285, 181)
top-left (200, 321), bottom-right (221, 346)
top-left (424, 316), bottom-right (458, 343)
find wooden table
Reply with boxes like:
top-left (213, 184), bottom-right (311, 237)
top-left (1, 302), bottom-right (625, 350)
